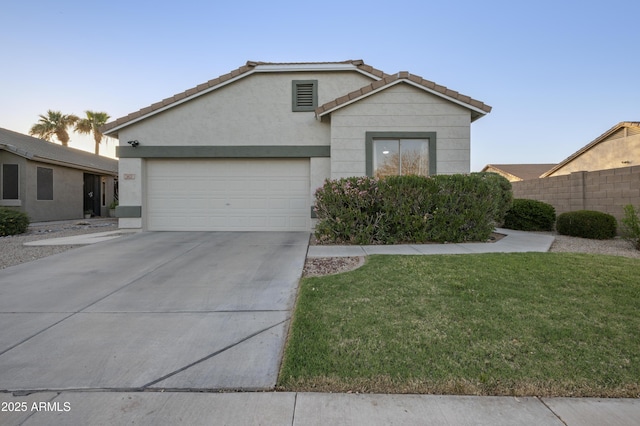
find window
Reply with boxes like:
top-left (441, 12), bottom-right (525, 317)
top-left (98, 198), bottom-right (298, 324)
top-left (2, 164), bottom-right (19, 199)
top-left (37, 167), bottom-right (53, 200)
top-left (365, 132), bottom-right (437, 177)
top-left (292, 80), bottom-right (318, 111)
top-left (373, 139), bottom-right (429, 178)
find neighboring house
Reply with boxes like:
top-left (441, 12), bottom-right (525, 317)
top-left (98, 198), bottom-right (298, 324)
top-left (0, 127), bottom-right (118, 221)
top-left (542, 121), bottom-right (640, 177)
top-left (102, 60), bottom-right (491, 232)
top-left (481, 164), bottom-right (557, 182)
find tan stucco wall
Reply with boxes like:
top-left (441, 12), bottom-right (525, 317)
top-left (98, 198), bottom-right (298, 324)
top-left (549, 133), bottom-right (640, 176)
top-left (329, 83), bottom-right (472, 179)
top-left (118, 71), bottom-right (374, 147)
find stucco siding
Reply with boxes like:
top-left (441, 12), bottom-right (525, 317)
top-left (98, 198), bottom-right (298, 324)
top-left (329, 83), bottom-right (471, 178)
top-left (25, 161), bottom-right (84, 222)
top-left (549, 133), bottom-right (640, 176)
top-left (118, 71), bottom-right (374, 148)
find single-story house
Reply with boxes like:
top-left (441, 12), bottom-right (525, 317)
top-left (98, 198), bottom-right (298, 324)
top-left (481, 164), bottom-right (557, 182)
top-left (102, 60), bottom-right (491, 232)
top-left (0, 127), bottom-right (118, 222)
top-left (541, 121), bottom-right (640, 177)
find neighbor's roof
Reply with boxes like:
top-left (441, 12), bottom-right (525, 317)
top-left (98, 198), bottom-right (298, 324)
top-left (541, 121), bottom-right (640, 177)
top-left (0, 127), bottom-right (118, 175)
top-left (482, 164), bottom-right (557, 181)
top-left (315, 71), bottom-right (492, 122)
top-left (102, 60), bottom-right (389, 136)
top-left (102, 60), bottom-right (491, 135)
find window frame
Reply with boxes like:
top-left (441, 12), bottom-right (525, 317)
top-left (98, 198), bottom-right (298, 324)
top-left (1, 163), bottom-right (19, 200)
top-left (365, 132), bottom-right (437, 177)
top-left (36, 166), bottom-right (54, 201)
top-left (292, 80), bottom-right (318, 112)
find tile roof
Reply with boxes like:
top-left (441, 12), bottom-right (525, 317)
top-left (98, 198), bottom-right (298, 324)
top-left (0, 127), bottom-right (118, 175)
top-left (315, 71), bottom-right (492, 121)
top-left (482, 164), bottom-right (557, 181)
top-left (101, 60), bottom-right (389, 136)
top-left (541, 121), bottom-right (640, 177)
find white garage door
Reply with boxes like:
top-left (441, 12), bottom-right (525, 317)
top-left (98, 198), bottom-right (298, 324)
top-left (146, 159), bottom-right (310, 231)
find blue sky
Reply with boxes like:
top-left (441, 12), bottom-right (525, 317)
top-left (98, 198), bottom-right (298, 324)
top-left (1, 0), bottom-right (638, 170)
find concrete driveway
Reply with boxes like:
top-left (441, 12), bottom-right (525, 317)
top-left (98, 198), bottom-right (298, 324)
top-left (0, 231), bottom-right (309, 392)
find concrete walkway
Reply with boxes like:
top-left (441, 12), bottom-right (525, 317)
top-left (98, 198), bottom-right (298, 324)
top-left (307, 228), bottom-right (555, 257)
top-left (1, 391), bottom-right (638, 425)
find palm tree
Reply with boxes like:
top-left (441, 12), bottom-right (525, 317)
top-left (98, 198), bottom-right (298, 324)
top-left (29, 110), bottom-right (79, 146)
top-left (75, 110), bottom-right (111, 155)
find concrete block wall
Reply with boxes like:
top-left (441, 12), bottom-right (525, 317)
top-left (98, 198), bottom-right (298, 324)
top-left (511, 166), bottom-right (640, 224)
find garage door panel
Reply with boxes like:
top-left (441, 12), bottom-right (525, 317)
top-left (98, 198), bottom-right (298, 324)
top-left (146, 159), bottom-right (310, 231)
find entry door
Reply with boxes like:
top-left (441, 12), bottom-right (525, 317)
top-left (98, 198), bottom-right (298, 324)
top-left (83, 173), bottom-right (101, 216)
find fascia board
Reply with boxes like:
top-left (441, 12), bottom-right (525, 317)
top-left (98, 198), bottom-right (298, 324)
top-left (254, 63), bottom-right (383, 81)
top-left (402, 80), bottom-right (489, 116)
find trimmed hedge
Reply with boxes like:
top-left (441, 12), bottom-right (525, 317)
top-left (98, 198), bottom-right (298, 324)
top-left (0, 208), bottom-right (29, 236)
top-left (503, 199), bottom-right (556, 231)
top-left (556, 210), bottom-right (617, 239)
top-left (313, 173), bottom-right (512, 244)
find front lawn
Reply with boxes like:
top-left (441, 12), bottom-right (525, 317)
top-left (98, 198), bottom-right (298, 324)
top-left (278, 253), bottom-right (640, 397)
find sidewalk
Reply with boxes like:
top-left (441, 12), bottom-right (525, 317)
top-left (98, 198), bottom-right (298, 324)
top-left (2, 391), bottom-right (638, 425)
top-left (307, 228), bottom-right (555, 257)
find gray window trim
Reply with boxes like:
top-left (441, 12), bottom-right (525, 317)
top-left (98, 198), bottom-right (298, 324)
top-left (292, 80), bottom-right (318, 112)
top-left (365, 132), bottom-right (437, 177)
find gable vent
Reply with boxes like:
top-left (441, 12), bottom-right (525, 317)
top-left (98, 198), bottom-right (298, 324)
top-left (292, 80), bottom-right (317, 111)
top-left (296, 84), bottom-right (314, 107)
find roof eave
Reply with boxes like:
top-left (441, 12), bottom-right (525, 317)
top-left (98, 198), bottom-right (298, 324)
top-left (317, 78), bottom-right (491, 119)
top-left (541, 122), bottom-right (639, 177)
top-left (103, 60), bottom-right (386, 137)
top-left (103, 68), bottom-right (259, 137)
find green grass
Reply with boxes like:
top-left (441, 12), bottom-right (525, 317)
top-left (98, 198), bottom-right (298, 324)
top-left (278, 253), bottom-right (640, 397)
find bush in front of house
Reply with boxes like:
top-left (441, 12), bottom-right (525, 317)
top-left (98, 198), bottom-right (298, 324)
top-left (556, 210), bottom-right (617, 239)
top-left (313, 173), bottom-right (511, 244)
top-left (503, 199), bottom-right (556, 231)
top-left (620, 204), bottom-right (640, 250)
top-left (471, 172), bottom-right (513, 226)
top-left (0, 208), bottom-right (29, 236)
top-left (313, 176), bottom-right (383, 245)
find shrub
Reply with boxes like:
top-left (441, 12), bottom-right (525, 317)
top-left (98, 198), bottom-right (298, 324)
top-left (313, 174), bottom-right (508, 244)
top-left (471, 172), bottom-right (513, 225)
top-left (0, 208), bottom-right (29, 236)
top-left (556, 210), bottom-right (617, 239)
top-left (313, 176), bottom-right (383, 245)
top-left (503, 199), bottom-right (556, 231)
top-left (620, 204), bottom-right (640, 250)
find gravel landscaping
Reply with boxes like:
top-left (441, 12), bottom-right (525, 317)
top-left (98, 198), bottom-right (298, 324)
top-left (1, 220), bottom-right (639, 272)
top-left (0, 218), bottom-right (118, 269)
